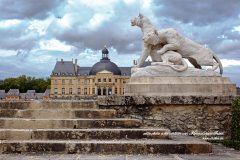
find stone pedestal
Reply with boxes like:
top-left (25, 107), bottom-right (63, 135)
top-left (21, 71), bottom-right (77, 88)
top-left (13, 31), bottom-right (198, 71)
top-left (124, 76), bottom-right (236, 96)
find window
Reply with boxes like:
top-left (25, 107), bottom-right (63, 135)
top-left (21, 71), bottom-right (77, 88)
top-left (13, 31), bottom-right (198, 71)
top-left (78, 73), bottom-right (81, 76)
top-left (78, 88), bottom-right (81, 94)
top-left (69, 88), bottom-right (72, 94)
top-left (115, 88), bottom-right (117, 94)
top-left (123, 79), bottom-right (126, 83)
top-left (98, 79), bottom-right (101, 82)
top-left (62, 79), bottom-right (65, 84)
top-left (78, 79), bottom-right (80, 83)
top-left (55, 79), bottom-right (57, 84)
top-left (54, 88), bottom-right (58, 94)
top-left (93, 79), bottom-right (95, 83)
top-left (85, 73), bottom-right (88, 76)
top-left (103, 79), bottom-right (106, 82)
top-left (115, 79), bottom-right (117, 83)
top-left (84, 88), bottom-right (87, 95)
top-left (109, 79), bottom-right (111, 82)
top-left (69, 79), bottom-right (72, 83)
top-left (62, 88), bottom-right (65, 94)
top-left (85, 79), bottom-right (87, 84)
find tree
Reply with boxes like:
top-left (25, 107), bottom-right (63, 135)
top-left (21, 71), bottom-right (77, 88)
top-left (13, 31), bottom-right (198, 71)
top-left (0, 75), bottom-right (51, 93)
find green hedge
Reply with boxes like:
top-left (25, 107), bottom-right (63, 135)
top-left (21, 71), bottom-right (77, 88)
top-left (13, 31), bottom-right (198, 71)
top-left (230, 98), bottom-right (240, 150)
top-left (210, 98), bottom-right (240, 150)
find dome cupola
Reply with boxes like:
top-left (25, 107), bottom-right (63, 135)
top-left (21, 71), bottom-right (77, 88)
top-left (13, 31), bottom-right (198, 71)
top-left (102, 45), bottom-right (109, 59)
top-left (89, 45), bottom-right (121, 75)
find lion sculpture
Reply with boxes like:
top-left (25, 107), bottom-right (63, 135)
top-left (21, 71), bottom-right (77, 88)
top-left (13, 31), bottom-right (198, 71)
top-left (131, 13), bottom-right (223, 74)
top-left (143, 31), bottom-right (188, 72)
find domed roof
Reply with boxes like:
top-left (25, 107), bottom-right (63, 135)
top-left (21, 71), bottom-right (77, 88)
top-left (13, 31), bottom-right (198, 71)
top-left (89, 59), bottom-right (121, 75)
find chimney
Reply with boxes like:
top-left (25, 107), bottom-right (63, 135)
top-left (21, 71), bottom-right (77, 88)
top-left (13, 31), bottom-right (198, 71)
top-left (61, 59), bottom-right (63, 65)
top-left (75, 59), bottom-right (77, 74)
top-left (133, 60), bottom-right (135, 65)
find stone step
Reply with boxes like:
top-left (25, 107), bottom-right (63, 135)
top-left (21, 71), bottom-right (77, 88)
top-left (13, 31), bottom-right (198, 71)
top-left (0, 128), bottom-right (171, 140)
top-left (0, 118), bottom-right (141, 129)
top-left (0, 137), bottom-right (212, 154)
top-left (0, 109), bottom-right (116, 119)
top-left (0, 101), bottom-right (98, 110)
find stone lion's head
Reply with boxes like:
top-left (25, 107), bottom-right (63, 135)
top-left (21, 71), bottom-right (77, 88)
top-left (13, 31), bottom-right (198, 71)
top-left (131, 13), bottom-right (144, 26)
top-left (143, 30), bottom-right (159, 45)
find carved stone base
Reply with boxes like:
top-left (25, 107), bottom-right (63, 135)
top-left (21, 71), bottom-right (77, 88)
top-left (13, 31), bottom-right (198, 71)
top-left (124, 76), bottom-right (236, 96)
top-left (131, 65), bottom-right (221, 77)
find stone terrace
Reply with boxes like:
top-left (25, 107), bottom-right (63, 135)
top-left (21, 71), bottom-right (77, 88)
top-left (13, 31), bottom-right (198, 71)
top-left (0, 100), bottom-right (212, 154)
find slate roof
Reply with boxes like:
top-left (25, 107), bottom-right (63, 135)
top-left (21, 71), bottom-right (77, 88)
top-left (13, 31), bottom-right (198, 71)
top-left (119, 67), bottom-right (131, 75)
top-left (77, 67), bottom-right (92, 76)
top-left (89, 59), bottom-right (121, 75)
top-left (0, 90), bottom-right (6, 98)
top-left (237, 89), bottom-right (240, 95)
top-left (43, 89), bottom-right (51, 96)
top-left (20, 93), bottom-right (44, 99)
top-left (52, 60), bottom-right (151, 76)
top-left (26, 90), bottom-right (36, 93)
top-left (6, 89), bottom-right (19, 96)
top-left (52, 61), bottom-right (75, 76)
top-left (140, 61), bottom-right (152, 67)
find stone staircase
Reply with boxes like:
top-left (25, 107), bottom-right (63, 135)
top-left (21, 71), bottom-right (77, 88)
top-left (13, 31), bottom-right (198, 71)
top-left (0, 101), bottom-right (212, 154)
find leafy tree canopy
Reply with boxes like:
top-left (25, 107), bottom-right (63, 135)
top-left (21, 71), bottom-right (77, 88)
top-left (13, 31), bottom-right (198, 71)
top-left (0, 75), bottom-right (51, 93)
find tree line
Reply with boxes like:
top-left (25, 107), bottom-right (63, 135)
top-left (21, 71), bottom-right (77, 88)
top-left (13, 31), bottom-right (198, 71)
top-left (0, 75), bottom-right (51, 93)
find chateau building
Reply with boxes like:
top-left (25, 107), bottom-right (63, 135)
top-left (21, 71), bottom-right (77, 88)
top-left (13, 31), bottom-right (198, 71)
top-left (50, 46), bottom-right (149, 98)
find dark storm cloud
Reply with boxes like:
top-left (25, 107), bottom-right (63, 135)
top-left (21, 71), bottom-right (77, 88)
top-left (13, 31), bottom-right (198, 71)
top-left (47, 1), bottom-right (144, 55)
top-left (152, 0), bottom-right (240, 26)
top-left (0, 0), bottom-right (65, 20)
top-left (148, 0), bottom-right (240, 59)
top-left (0, 22), bottom-right (40, 51)
top-left (0, 21), bottom-right (42, 51)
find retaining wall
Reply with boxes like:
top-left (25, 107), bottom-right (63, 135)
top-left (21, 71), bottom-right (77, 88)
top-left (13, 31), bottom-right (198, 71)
top-left (98, 95), bottom-right (240, 139)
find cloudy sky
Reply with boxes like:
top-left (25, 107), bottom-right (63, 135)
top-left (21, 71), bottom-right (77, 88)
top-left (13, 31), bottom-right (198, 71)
top-left (0, 0), bottom-right (240, 86)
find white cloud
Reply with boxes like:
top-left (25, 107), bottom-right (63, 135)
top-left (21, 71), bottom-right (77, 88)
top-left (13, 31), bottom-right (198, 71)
top-left (0, 20), bottom-right (21, 28)
top-left (78, 0), bottom-right (119, 10)
top-left (142, 0), bottom-right (151, 8)
top-left (233, 26), bottom-right (240, 32)
top-left (40, 39), bottom-right (72, 51)
top-left (221, 59), bottom-right (240, 67)
top-left (89, 11), bottom-right (114, 27)
top-left (28, 16), bottom-right (55, 35)
top-left (124, 0), bottom-right (137, 5)
top-left (0, 50), bottom-right (17, 57)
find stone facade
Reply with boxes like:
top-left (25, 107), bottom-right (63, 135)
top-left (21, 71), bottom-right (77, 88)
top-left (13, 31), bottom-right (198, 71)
top-left (51, 70), bottom-right (130, 98)
top-left (99, 95), bottom-right (240, 139)
top-left (50, 47), bottom-right (133, 99)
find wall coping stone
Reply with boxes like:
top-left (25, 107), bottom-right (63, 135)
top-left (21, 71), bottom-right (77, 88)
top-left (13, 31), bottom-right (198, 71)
top-left (98, 95), bottom-right (240, 105)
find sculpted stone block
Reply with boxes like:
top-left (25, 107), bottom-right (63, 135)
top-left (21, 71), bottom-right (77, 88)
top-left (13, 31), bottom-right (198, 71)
top-left (125, 77), bottom-right (236, 96)
top-left (131, 13), bottom-right (223, 75)
top-left (125, 13), bottom-right (236, 96)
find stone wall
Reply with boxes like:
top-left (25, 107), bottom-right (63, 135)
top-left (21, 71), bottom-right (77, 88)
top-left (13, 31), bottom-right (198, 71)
top-left (98, 95), bottom-right (240, 140)
top-left (0, 100), bottom-right (98, 110)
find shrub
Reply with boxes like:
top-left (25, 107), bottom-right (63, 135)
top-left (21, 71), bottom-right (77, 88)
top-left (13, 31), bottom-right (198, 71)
top-left (209, 98), bottom-right (240, 150)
